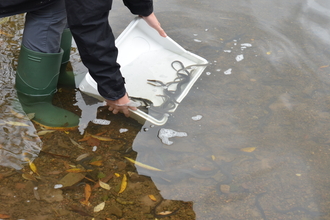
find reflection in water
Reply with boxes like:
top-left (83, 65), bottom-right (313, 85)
top-left (0, 15), bottom-right (41, 170)
top-left (1, 0), bottom-right (330, 219)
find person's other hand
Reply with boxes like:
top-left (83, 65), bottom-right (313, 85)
top-left (141, 13), bottom-right (167, 37)
top-left (105, 94), bottom-right (139, 117)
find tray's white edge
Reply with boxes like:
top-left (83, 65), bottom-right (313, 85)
top-left (129, 109), bottom-right (168, 126)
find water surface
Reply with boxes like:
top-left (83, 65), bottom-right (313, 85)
top-left (1, 0), bottom-right (330, 219)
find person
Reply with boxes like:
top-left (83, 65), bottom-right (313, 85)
top-left (0, 0), bottom-right (166, 130)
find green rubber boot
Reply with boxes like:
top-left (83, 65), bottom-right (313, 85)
top-left (58, 28), bottom-right (76, 88)
top-left (15, 45), bottom-right (80, 130)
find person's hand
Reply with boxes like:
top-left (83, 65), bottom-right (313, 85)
top-left (140, 13), bottom-right (167, 37)
top-left (105, 94), bottom-right (140, 117)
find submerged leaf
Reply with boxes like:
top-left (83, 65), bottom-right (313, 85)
top-left (76, 153), bottom-right (90, 161)
top-left (25, 158), bottom-right (40, 176)
top-left (27, 113), bottom-right (35, 120)
top-left (99, 180), bottom-right (111, 190)
top-left (69, 137), bottom-right (85, 149)
top-left (37, 130), bottom-right (56, 136)
top-left (148, 194), bottom-right (157, 202)
top-left (240, 147), bottom-right (256, 153)
top-left (118, 174), bottom-right (127, 194)
top-left (66, 168), bottom-right (91, 173)
top-left (0, 214), bottom-right (10, 219)
top-left (89, 160), bottom-right (103, 166)
top-left (5, 121), bottom-right (29, 126)
top-left (22, 173), bottom-right (37, 181)
top-left (93, 201), bottom-right (105, 212)
top-left (90, 134), bottom-right (114, 142)
top-left (124, 157), bottom-right (162, 171)
top-left (80, 184), bottom-right (92, 206)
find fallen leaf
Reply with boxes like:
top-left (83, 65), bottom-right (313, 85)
top-left (66, 168), bottom-right (92, 173)
top-left (69, 137), bottom-right (84, 149)
top-left (93, 173), bottom-right (113, 190)
top-left (90, 134), bottom-right (114, 142)
top-left (22, 173), bottom-right (37, 181)
top-left (27, 113), bottom-right (35, 120)
top-left (25, 158), bottom-right (40, 176)
top-left (5, 121), bottom-right (29, 126)
top-left (240, 147), bottom-right (256, 153)
top-left (124, 157), bottom-right (162, 171)
top-left (319, 65), bottom-right (329, 69)
top-left (99, 180), bottom-right (111, 190)
top-left (80, 184), bottom-right (92, 206)
top-left (89, 160), bottom-right (103, 166)
top-left (118, 174), bottom-right (127, 194)
top-left (93, 201), bottom-right (105, 212)
top-left (37, 130), bottom-right (55, 136)
top-left (148, 194), bottom-right (157, 202)
top-left (0, 214), bottom-right (10, 219)
top-left (114, 173), bottom-right (120, 177)
top-left (76, 153), bottom-right (90, 161)
top-left (9, 108), bottom-right (25, 119)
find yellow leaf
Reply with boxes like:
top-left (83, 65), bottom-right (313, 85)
top-left (90, 134), bottom-right (114, 141)
top-left (66, 168), bottom-right (91, 173)
top-left (319, 65), bottom-right (329, 69)
top-left (114, 173), bottom-right (120, 177)
top-left (266, 51), bottom-right (271, 55)
top-left (99, 180), bottom-right (111, 190)
top-left (148, 194), bottom-right (157, 202)
top-left (124, 157), bottom-right (162, 171)
top-left (5, 121), bottom-right (29, 126)
top-left (211, 155), bottom-right (216, 161)
top-left (89, 160), bottom-right (103, 166)
top-left (240, 147), bottom-right (256, 153)
top-left (25, 158), bottom-right (40, 176)
top-left (118, 174), bottom-right (127, 194)
top-left (37, 130), bottom-right (55, 136)
top-left (94, 201), bottom-right (105, 212)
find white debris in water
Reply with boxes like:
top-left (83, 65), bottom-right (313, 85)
top-left (54, 184), bottom-right (63, 189)
top-left (216, 69), bottom-right (221, 72)
top-left (206, 72), bottom-right (211, 76)
top-left (194, 39), bottom-right (202, 42)
top-left (119, 128), bottom-right (128, 133)
top-left (92, 146), bottom-right (97, 152)
top-left (224, 50), bottom-right (231, 53)
top-left (193, 33), bottom-right (198, 36)
top-left (224, 68), bottom-right (232, 75)
top-left (241, 43), bottom-right (252, 47)
top-left (205, 29), bottom-right (209, 32)
top-left (92, 119), bottom-right (111, 125)
top-left (236, 54), bottom-right (244, 62)
top-left (192, 115), bottom-right (203, 121)
top-left (158, 128), bottom-right (187, 145)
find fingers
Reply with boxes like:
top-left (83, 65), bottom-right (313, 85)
top-left (108, 105), bottom-right (137, 117)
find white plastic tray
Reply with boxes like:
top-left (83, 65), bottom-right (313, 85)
top-left (79, 17), bottom-right (208, 125)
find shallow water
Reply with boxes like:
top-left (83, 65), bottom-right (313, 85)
top-left (1, 0), bottom-right (330, 219)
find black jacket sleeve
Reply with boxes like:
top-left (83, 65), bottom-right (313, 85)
top-left (0, 0), bottom-right (55, 17)
top-left (65, 0), bottom-right (153, 100)
top-left (123, 0), bottom-right (153, 17)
